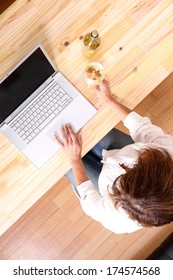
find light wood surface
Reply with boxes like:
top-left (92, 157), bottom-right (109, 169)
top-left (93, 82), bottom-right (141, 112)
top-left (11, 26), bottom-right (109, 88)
top-left (0, 0), bottom-right (173, 237)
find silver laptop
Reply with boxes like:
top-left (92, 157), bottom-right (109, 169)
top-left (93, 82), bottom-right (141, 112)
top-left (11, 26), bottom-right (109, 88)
top-left (0, 44), bottom-right (97, 168)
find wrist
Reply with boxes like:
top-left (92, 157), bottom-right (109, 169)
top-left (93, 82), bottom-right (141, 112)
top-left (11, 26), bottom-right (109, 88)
top-left (69, 157), bottom-right (82, 165)
top-left (107, 96), bottom-right (117, 106)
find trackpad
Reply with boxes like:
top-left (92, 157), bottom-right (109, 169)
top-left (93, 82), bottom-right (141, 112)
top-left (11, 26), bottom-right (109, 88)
top-left (46, 119), bottom-right (66, 141)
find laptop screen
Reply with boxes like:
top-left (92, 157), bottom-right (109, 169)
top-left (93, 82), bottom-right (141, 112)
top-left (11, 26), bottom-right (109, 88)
top-left (0, 47), bottom-right (55, 124)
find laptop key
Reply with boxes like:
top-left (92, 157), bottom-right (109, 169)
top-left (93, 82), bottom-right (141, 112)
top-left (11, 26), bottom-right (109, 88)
top-left (38, 113), bottom-right (55, 131)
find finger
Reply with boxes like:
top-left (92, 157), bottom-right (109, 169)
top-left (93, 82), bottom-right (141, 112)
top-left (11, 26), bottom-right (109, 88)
top-left (102, 79), bottom-right (109, 87)
top-left (67, 124), bottom-right (77, 141)
top-left (95, 85), bottom-right (100, 92)
top-left (65, 124), bottom-right (73, 143)
top-left (60, 125), bottom-right (68, 143)
top-left (77, 132), bottom-right (82, 145)
top-left (54, 134), bottom-right (64, 148)
top-left (98, 80), bottom-right (106, 88)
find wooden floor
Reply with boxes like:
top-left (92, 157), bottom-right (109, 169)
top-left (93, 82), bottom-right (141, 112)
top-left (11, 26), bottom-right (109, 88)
top-left (0, 73), bottom-right (173, 260)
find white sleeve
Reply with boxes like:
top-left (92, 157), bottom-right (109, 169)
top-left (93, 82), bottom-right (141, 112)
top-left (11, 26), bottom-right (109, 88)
top-left (77, 180), bottom-right (142, 234)
top-left (77, 180), bottom-right (115, 220)
top-left (124, 112), bottom-right (173, 148)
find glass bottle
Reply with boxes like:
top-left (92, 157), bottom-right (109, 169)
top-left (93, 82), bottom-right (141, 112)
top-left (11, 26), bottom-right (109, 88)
top-left (82, 30), bottom-right (100, 57)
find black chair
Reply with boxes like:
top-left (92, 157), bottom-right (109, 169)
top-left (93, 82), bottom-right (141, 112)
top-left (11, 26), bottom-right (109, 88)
top-left (147, 232), bottom-right (173, 260)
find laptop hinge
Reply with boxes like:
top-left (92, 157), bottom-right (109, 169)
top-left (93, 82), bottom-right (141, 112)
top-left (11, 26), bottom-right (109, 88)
top-left (52, 72), bottom-right (58, 77)
top-left (0, 122), bottom-right (5, 128)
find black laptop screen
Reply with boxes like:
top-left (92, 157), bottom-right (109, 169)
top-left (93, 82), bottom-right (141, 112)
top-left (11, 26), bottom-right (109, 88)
top-left (0, 47), bottom-right (55, 123)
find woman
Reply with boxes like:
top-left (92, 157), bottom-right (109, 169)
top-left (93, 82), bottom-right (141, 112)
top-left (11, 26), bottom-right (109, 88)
top-left (55, 80), bottom-right (173, 234)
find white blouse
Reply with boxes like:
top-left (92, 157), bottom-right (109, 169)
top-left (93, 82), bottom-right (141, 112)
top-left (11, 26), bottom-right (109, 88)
top-left (77, 112), bottom-right (173, 234)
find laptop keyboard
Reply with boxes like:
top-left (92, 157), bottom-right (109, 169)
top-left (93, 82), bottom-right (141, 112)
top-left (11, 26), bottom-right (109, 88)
top-left (10, 81), bottom-right (73, 144)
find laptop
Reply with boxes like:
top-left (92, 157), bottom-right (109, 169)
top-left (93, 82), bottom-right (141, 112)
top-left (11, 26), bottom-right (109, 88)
top-left (0, 44), bottom-right (97, 168)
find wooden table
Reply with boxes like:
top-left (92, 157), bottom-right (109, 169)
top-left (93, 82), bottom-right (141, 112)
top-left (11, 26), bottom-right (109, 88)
top-left (0, 0), bottom-right (173, 236)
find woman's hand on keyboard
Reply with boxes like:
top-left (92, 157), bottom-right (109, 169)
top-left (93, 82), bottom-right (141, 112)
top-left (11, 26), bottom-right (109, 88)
top-left (54, 124), bottom-right (82, 162)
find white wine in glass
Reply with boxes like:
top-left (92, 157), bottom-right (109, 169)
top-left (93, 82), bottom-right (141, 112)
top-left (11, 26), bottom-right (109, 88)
top-left (83, 62), bottom-right (104, 87)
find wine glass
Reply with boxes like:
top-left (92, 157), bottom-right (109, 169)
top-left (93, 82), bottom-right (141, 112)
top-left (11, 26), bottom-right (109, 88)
top-left (82, 62), bottom-right (104, 87)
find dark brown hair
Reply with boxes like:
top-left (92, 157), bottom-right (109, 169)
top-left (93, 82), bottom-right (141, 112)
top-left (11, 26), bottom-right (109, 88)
top-left (112, 148), bottom-right (173, 227)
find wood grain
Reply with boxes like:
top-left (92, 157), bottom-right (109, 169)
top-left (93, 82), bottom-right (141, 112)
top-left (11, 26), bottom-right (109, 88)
top-left (0, 0), bottom-right (173, 239)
